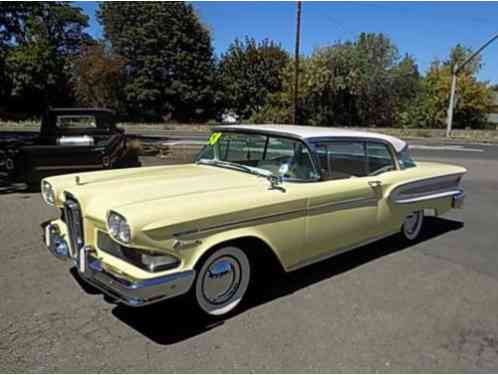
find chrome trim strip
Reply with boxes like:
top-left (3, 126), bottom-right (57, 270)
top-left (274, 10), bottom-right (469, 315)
top-left (395, 188), bottom-right (464, 204)
top-left (288, 230), bottom-right (398, 271)
top-left (174, 207), bottom-right (307, 237)
top-left (390, 173), bottom-right (464, 205)
top-left (309, 196), bottom-right (377, 214)
top-left (174, 196), bottom-right (379, 237)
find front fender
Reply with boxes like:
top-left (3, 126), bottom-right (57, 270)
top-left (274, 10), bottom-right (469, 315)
top-left (177, 227), bottom-right (285, 272)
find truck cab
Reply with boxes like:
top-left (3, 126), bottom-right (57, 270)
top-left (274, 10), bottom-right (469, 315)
top-left (13, 108), bottom-right (127, 185)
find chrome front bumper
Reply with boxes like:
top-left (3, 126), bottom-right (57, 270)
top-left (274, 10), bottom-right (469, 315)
top-left (45, 224), bottom-right (195, 307)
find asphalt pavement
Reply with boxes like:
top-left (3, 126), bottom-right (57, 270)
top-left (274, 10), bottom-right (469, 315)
top-left (1, 141), bottom-right (498, 371)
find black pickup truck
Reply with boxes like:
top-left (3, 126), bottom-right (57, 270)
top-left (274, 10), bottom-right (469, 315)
top-left (0, 108), bottom-right (127, 185)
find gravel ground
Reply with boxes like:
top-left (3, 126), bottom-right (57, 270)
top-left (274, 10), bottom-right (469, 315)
top-left (1, 148), bottom-right (498, 372)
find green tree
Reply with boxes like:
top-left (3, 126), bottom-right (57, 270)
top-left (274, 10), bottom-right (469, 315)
top-left (446, 43), bottom-right (482, 75)
top-left (252, 33), bottom-right (415, 128)
top-left (98, 2), bottom-right (218, 121)
top-left (0, 3), bottom-right (32, 110)
top-left (412, 58), bottom-right (492, 129)
top-left (71, 42), bottom-right (126, 110)
top-left (219, 37), bottom-right (290, 120)
top-left (1, 2), bottom-right (90, 115)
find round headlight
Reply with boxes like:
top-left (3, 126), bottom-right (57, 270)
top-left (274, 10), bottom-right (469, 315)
top-left (107, 211), bottom-right (131, 243)
top-left (41, 181), bottom-right (55, 206)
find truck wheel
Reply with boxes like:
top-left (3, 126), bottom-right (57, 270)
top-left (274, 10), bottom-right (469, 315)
top-left (401, 210), bottom-right (424, 241)
top-left (193, 246), bottom-right (251, 317)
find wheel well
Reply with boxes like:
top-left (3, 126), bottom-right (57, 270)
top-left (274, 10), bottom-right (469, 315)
top-left (196, 236), bottom-right (285, 276)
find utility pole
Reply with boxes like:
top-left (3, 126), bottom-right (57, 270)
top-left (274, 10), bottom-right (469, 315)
top-left (293, 1), bottom-right (302, 125)
top-left (446, 33), bottom-right (498, 137)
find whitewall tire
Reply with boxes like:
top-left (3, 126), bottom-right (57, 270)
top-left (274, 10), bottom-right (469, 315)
top-left (194, 246), bottom-right (251, 317)
top-left (401, 210), bottom-right (424, 241)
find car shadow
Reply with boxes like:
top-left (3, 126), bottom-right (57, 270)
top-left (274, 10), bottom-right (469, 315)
top-left (109, 216), bottom-right (463, 345)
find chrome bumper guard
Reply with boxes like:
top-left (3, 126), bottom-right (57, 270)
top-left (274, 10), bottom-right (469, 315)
top-left (45, 224), bottom-right (195, 307)
top-left (452, 190), bottom-right (465, 209)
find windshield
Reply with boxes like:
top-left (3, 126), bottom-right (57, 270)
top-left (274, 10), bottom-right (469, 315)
top-left (195, 131), bottom-right (319, 181)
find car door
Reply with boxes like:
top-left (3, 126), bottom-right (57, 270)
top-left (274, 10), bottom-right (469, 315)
top-left (364, 140), bottom-right (400, 233)
top-left (299, 140), bottom-right (384, 266)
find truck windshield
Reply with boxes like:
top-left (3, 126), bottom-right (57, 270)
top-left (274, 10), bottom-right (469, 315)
top-left (56, 115), bottom-right (97, 129)
top-left (195, 132), bottom-right (319, 182)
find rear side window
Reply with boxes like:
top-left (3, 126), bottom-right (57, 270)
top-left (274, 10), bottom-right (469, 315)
top-left (315, 141), bottom-right (367, 180)
top-left (398, 146), bottom-right (416, 169)
top-left (366, 142), bottom-right (396, 175)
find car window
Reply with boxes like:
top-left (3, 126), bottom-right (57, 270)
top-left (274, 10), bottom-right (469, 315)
top-left (314, 141), bottom-right (367, 180)
top-left (196, 132), bottom-right (319, 181)
top-left (366, 142), bottom-right (396, 175)
top-left (398, 146), bottom-right (416, 169)
top-left (56, 115), bottom-right (97, 129)
top-left (210, 133), bottom-right (266, 162)
top-left (260, 137), bottom-right (317, 180)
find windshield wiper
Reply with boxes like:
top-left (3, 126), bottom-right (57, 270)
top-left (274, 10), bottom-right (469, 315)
top-left (197, 159), bottom-right (271, 178)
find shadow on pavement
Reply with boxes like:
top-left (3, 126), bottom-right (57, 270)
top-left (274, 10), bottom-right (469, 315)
top-left (110, 216), bottom-right (463, 345)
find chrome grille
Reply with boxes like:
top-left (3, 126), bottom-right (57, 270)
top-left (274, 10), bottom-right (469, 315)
top-left (64, 194), bottom-right (84, 256)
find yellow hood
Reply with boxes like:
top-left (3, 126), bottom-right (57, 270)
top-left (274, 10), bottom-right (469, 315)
top-left (47, 164), bottom-right (269, 223)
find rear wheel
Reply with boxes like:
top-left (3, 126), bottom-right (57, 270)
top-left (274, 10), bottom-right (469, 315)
top-left (193, 246), bottom-right (251, 317)
top-left (401, 210), bottom-right (424, 241)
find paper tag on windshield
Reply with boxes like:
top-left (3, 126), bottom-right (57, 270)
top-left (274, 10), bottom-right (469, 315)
top-left (208, 132), bottom-right (222, 145)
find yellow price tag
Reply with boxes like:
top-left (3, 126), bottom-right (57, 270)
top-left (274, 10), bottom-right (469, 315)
top-left (208, 132), bottom-right (222, 145)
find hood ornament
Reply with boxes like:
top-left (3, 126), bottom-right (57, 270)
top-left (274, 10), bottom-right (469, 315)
top-left (75, 176), bottom-right (81, 185)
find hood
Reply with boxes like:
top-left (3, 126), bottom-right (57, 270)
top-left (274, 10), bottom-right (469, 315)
top-left (60, 164), bottom-right (266, 222)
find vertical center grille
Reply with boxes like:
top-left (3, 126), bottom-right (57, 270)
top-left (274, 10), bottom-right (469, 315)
top-left (64, 193), bottom-right (84, 256)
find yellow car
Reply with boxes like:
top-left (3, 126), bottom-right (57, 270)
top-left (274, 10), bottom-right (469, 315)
top-left (42, 125), bottom-right (466, 317)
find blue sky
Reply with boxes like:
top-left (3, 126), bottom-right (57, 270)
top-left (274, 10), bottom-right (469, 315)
top-left (76, 1), bottom-right (498, 84)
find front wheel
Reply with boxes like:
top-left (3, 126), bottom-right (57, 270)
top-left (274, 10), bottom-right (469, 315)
top-left (401, 210), bottom-right (424, 241)
top-left (193, 246), bottom-right (251, 317)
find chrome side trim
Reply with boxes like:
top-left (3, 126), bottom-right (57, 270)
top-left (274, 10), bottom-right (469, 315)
top-left (390, 173), bottom-right (464, 205)
top-left (174, 196), bottom-right (379, 238)
top-left (395, 188), bottom-right (464, 204)
top-left (308, 196), bottom-right (377, 215)
top-left (174, 207), bottom-right (306, 237)
top-left (288, 230), bottom-right (398, 272)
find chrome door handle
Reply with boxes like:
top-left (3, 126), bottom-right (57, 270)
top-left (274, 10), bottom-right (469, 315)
top-left (368, 180), bottom-right (382, 188)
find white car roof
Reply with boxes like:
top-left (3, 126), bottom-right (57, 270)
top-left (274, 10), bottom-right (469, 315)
top-left (215, 124), bottom-right (407, 152)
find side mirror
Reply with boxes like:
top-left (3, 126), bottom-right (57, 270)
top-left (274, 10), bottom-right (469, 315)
top-left (267, 175), bottom-right (285, 192)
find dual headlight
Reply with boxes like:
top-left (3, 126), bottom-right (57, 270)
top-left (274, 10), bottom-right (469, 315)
top-left (41, 181), bottom-right (56, 206)
top-left (107, 211), bottom-right (131, 243)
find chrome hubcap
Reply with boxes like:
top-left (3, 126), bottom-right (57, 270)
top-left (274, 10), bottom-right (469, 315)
top-left (404, 212), bottom-right (420, 234)
top-left (202, 257), bottom-right (241, 305)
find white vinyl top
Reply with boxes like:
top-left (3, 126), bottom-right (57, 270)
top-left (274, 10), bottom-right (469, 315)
top-left (216, 124), bottom-right (407, 152)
